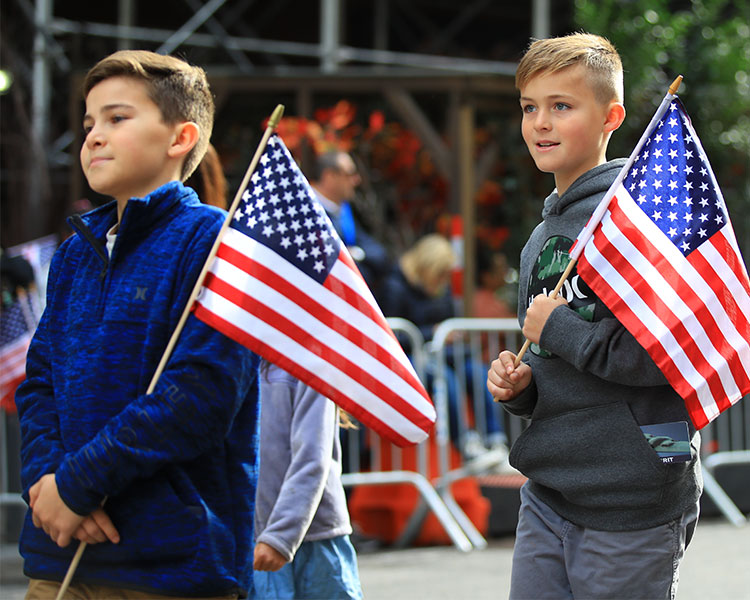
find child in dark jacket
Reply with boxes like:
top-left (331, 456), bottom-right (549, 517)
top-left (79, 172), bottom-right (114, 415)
top-left (16, 50), bottom-right (260, 599)
top-left (486, 33), bottom-right (701, 599)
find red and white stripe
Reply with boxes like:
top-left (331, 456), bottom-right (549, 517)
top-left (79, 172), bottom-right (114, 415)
top-left (194, 227), bottom-right (436, 446)
top-left (0, 332), bottom-right (31, 409)
top-left (578, 186), bottom-right (750, 428)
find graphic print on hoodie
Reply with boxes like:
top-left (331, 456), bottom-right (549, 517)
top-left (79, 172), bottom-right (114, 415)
top-left (526, 235), bottom-right (596, 358)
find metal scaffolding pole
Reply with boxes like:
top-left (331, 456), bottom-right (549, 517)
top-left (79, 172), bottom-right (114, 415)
top-left (157, 0), bottom-right (227, 55)
top-left (30, 0), bottom-right (53, 238)
top-left (117, 0), bottom-right (135, 50)
top-left (320, 0), bottom-right (341, 73)
top-left (532, 0), bottom-right (551, 40)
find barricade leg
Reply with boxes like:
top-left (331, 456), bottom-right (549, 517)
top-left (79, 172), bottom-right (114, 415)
top-left (701, 451), bottom-right (750, 527)
top-left (342, 471), bottom-right (474, 552)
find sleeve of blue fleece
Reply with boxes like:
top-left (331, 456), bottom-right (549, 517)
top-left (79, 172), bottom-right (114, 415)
top-left (54, 313), bottom-right (258, 516)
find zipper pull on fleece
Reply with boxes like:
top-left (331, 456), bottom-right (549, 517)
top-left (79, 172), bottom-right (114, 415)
top-left (68, 214), bottom-right (110, 279)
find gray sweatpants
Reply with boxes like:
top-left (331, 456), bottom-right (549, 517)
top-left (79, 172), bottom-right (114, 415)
top-left (509, 482), bottom-right (699, 600)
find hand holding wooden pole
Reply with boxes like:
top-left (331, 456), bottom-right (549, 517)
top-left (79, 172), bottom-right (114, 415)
top-left (513, 257), bottom-right (577, 367)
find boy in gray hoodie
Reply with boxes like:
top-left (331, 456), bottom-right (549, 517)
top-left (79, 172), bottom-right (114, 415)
top-left (487, 33), bottom-right (701, 599)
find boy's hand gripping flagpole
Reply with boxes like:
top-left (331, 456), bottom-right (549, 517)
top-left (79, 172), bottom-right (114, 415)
top-left (54, 104), bottom-right (286, 600)
top-left (511, 76), bottom-right (683, 369)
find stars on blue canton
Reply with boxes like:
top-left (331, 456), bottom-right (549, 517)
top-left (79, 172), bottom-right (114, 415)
top-left (230, 135), bottom-right (341, 283)
top-left (623, 99), bottom-right (726, 257)
top-left (0, 294), bottom-right (32, 348)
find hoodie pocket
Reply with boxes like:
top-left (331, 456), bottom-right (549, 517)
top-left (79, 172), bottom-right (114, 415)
top-left (510, 402), bottom-right (691, 510)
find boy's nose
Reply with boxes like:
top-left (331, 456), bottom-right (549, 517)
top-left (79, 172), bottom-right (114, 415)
top-left (85, 128), bottom-right (105, 148)
top-left (534, 110), bottom-right (552, 130)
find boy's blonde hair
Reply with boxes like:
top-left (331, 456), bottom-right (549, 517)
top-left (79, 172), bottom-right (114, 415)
top-left (515, 33), bottom-right (624, 104)
top-left (83, 50), bottom-right (214, 181)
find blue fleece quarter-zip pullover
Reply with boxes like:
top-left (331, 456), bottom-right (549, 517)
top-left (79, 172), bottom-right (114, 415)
top-left (16, 181), bottom-right (261, 597)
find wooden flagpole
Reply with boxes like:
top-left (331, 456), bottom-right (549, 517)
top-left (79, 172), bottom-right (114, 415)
top-left (510, 76), bottom-right (683, 369)
top-left (54, 104), bottom-right (285, 600)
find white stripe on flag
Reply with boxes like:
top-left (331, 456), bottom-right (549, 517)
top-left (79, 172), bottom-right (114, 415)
top-left (0, 335), bottom-right (30, 384)
top-left (596, 204), bottom-right (741, 400)
top-left (197, 285), bottom-right (429, 443)
top-left (217, 229), bottom-right (426, 400)
top-left (581, 230), bottom-right (718, 415)
top-left (615, 193), bottom-right (750, 379)
top-left (697, 234), bottom-right (750, 324)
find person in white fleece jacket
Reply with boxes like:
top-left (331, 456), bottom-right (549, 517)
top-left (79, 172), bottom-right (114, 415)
top-left (253, 360), bottom-right (363, 600)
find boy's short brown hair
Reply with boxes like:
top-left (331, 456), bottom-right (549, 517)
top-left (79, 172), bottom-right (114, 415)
top-left (83, 50), bottom-right (214, 181)
top-left (515, 32), bottom-right (624, 104)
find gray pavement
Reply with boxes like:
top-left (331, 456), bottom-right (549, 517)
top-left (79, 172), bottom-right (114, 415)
top-left (1, 516), bottom-right (748, 599)
top-left (357, 517), bottom-right (750, 600)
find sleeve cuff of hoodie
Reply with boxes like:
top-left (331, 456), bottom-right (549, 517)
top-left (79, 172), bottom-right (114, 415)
top-left (55, 456), bottom-right (107, 516)
top-left (539, 304), bottom-right (585, 362)
top-left (256, 533), bottom-right (295, 563)
top-left (500, 375), bottom-right (537, 419)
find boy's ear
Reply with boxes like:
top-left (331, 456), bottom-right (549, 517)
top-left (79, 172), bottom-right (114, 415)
top-left (168, 121), bottom-right (200, 159)
top-left (604, 102), bottom-right (626, 134)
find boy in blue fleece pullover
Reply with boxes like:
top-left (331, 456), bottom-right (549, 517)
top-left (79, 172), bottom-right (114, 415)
top-left (16, 50), bottom-right (260, 598)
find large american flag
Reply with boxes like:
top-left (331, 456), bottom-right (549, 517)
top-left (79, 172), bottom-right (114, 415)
top-left (571, 96), bottom-right (750, 429)
top-left (193, 134), bottom-right (435, 446)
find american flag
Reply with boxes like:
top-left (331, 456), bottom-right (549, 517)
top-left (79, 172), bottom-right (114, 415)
top-left (571, 96), bottom-right (750, 429)
top-left (193, 134), bottom-right (435, 446)
top-left (1, 289), bottom-right (38, 413)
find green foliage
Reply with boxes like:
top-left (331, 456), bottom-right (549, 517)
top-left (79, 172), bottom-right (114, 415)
top-left (575, 0), bottom-right (750, 254)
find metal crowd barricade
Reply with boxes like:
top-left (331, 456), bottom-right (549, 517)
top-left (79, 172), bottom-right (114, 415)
top-left (340, 317), bottom-right (475, 552)
top-left (1, 409), bottom-right (26, 553)
top-left (699, 398), bottom-right (750, 526)
top-left (428, 317), bottom-right (526, 549)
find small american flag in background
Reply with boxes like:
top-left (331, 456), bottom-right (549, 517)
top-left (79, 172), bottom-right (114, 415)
top-left (1, 289), bottom-right (38, 413)
top-left (572, 97), bottom-right (750, 429)
top-left (193, 134), bottom-right (435, 446)
top-left (2, 235), bottom-right (58, 412)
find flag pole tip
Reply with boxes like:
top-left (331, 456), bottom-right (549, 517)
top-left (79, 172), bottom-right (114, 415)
top-left (668, 75), bottom-right (683, 96)
top-left (268, 104), bottom-right (285, 129)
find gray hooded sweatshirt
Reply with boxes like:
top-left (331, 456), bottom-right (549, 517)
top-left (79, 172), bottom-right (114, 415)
top-left (504, 159), bottom-right (702, 532)
top-left (254, 362), bottom-right (352, 562)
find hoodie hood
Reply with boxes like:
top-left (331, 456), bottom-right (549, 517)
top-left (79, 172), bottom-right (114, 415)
top-left (542, 158), bottom-right (628, 219)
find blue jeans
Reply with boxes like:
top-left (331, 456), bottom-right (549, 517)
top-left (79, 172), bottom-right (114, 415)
top-left (253, 535), bottom-right (363, 599)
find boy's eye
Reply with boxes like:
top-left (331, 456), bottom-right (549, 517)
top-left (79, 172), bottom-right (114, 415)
top-left (554, 102), bottom-right (570, 111)
top-left (521, 104), bottom-right (536, 114)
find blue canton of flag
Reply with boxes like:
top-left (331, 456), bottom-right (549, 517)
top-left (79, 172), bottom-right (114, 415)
top-left (624, 100), bottom-right (726, 257)
top-left (230, 136), bottom-right (342, 284)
